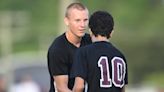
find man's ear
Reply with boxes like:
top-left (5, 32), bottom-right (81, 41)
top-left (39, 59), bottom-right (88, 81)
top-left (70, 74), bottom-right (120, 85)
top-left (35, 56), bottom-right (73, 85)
top-left (109, 30), bottom-right (114, 38)
top-left (89, 29), bottom-right (93, 36)
top-left (64, 17), bottom-right (69, 26)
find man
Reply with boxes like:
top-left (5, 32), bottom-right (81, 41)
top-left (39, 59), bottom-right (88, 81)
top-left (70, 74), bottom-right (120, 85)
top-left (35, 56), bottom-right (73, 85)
top-left (47, 3), bottom-right (91, 92)
top-left (71, 11), bottom-right (128, 92)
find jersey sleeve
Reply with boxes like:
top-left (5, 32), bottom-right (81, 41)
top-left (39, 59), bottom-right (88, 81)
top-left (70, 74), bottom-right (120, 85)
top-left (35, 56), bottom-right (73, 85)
top-left (48, 48), bottom-right (69, 76)
top-left (70, 48), bottom-right (87, 80)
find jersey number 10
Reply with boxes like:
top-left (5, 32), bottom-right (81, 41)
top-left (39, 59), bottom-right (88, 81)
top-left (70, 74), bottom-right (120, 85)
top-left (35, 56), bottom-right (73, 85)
top-left (98, 56), bottom-right (126, 88)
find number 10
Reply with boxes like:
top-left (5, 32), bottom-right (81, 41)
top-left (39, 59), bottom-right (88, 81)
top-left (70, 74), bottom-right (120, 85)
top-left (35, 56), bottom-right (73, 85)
top-left (98, 56), bottom-right (126, 88)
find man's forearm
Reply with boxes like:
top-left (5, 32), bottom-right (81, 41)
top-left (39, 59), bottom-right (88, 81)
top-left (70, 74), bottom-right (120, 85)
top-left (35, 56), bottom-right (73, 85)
top-left (73, 87), bottom-right (83, 92)
top-left (54, 75), bottom-right (72, 92)
top-left (57, 87), bottom-right (72, 92)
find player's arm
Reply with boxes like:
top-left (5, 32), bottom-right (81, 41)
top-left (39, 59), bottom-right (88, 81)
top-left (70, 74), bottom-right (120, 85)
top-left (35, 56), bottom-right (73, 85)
top-left (54, 75), bottom-right (72, 92)
top-left (73, 77), bottom-right (84, 92)
top-left (48, 48), bottom-right (71, 92)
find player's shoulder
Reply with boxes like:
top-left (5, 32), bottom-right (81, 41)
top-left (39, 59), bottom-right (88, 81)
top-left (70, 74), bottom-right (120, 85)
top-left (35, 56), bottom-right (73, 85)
top-left (54, 33), bottom-right (66, 44)
top-left (48, 33), bottom-right (66, 52)
top-left (111, 44), bottom-right (126, 60)
top-left (51, 33), bottom-right (66, 46)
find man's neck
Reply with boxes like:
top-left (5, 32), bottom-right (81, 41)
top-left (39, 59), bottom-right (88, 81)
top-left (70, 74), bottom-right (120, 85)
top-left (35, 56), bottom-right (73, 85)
top-left (66, 31), bottom-right (82, 47)
top-left (92, 35), bottom-right (109, 42)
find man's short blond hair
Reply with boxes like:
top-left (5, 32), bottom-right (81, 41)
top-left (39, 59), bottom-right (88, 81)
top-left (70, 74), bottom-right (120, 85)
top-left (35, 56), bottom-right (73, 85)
top-left (65, 2), bottom-right (88, 18)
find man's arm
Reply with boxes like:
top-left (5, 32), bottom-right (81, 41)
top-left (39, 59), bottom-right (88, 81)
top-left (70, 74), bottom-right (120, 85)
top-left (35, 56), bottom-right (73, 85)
top-left (54, 75), bottom-right (72, 92)
top-left (73, 77), bottom-right (85, 92)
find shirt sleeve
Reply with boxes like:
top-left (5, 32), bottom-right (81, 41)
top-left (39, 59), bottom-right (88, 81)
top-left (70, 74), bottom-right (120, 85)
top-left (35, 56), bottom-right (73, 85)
top-left (70, 48), bottom-right (87, 80)
top-left (48, 48), bottom-right (69, 76)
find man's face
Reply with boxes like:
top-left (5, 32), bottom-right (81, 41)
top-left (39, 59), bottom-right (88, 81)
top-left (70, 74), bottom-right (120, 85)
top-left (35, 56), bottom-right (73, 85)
top-left (65, 8), bottom-right (89, 37)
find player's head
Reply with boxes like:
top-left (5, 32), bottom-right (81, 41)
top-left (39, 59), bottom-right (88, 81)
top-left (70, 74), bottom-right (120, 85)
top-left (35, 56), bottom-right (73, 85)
top-left (64, 3), bottom-right (89, 37)
top-left (89, 11), bottom-right (114, 39)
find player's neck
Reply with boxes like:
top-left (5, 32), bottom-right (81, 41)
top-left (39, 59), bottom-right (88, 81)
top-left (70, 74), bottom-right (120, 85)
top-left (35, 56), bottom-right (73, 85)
top-left (66, 31), bottom-right (82, 47)
top-left (92, 35), bottom-right (109, 42)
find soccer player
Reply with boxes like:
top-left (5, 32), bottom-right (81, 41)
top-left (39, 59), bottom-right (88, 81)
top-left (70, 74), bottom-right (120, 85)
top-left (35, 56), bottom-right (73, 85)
top-left (47, 2), bottom-right (91, 92)
top-left (71, 11), bottom-right (128, 92)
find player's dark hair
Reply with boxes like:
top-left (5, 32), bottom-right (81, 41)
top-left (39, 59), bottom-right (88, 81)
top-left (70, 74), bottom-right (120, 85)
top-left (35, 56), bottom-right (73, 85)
top-left (89, 11), bottom-right (114, 39)
top-left (65, 2), bottom-right (87, 17)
